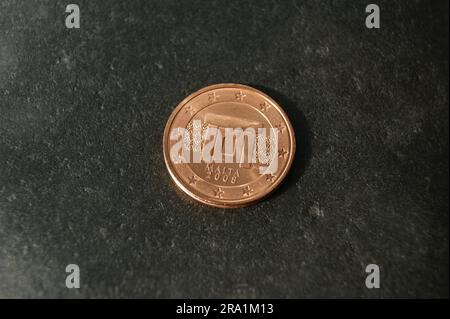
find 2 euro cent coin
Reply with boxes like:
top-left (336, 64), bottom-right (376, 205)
top-left (163, 83), bottom-right (296, 208)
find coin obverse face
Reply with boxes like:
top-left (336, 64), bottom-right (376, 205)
top-left (163, 83), bottom-right (296, 208)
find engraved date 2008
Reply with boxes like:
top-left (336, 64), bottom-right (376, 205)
top-left (205, 164), bottom-right (240, 184)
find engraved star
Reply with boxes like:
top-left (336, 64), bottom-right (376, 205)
top-left (275, 123), bottom-right (286, 134)
top-left (213, 187), bottom-right (224, 198)
top-left (188, 175), bottom-right (198, 185)
top-left (278, 148), bottom-right (288, 159)
top-left (265, 174), bottom-right (276, 182)
top-left (208, 92), bottom-right (219, 103)
top-left (242, 185), bottom-right (254, 196)
top-left (260, 101), bottom-right (271, 112)
top-left (185, 105), bottom-right (196, 115)
top-left (235, 91), bottom-right (247, 101)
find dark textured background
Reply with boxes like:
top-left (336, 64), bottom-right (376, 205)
top-left (0, 0), bottom-right (448, 298)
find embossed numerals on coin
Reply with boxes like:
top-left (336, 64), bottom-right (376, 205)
top-left (205, 164), bottom-right (240, 184)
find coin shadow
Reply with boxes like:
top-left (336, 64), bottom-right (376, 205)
top-left (249, 84), bottom-right (312, 199)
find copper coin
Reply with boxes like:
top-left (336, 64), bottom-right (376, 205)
top-left (163, 83), bottom-right (295, 208)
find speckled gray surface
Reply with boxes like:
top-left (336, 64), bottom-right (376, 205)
top-left (0, 0), bottom-right (448, 298)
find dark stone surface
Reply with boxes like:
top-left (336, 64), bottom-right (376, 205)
top-left (0, 0), bottom-right (448, 298)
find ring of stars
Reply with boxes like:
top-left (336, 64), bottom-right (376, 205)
top-left (208, 92), bottom-right (219, 103)
top-left (242, 185), bottom-right (254, 196)
top-left (188, 175), bottom-right (198, 185)
top-left (213, 187), bottom-right (224, 198)
top-left (275, 123), bottom-right (286, 134)
top-left (235, 91), bottom-right (247, 101)
top-left (185, 105), bottom-right (196, 115)
top-left (278, 148), bottom-right (288, 158)
top-left (260, 101), bottom-right (271, 112)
